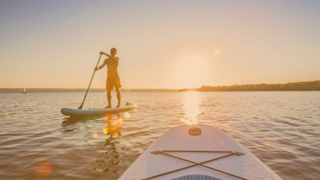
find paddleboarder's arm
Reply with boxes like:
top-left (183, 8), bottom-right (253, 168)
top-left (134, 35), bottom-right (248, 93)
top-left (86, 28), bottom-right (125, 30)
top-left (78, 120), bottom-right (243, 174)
top-left (95, 60), bottom-right (107, 71)
top-left (105, 54), bottom-right (119, 62)
top-left (100, 52), bottom-right (119, 62)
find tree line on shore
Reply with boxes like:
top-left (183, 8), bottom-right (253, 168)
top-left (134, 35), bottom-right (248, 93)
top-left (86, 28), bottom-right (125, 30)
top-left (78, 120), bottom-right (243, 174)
top-left (178, 80), bottom-right (320, 92)
top-left (0, 88), bottom-right (177, 93)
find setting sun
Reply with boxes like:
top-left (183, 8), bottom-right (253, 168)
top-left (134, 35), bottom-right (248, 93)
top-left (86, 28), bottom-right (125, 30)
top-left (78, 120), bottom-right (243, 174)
top-left (214, 47), bottom-right (223, 56)
top-left (175, 56), bottom-right (208, 89)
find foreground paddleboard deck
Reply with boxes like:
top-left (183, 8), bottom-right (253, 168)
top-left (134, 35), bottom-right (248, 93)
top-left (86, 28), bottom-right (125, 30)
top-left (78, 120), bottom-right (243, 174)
top-left (119, 124), bottom-right (282, 180)
top-left (61, 105), bottom-right (136, 116)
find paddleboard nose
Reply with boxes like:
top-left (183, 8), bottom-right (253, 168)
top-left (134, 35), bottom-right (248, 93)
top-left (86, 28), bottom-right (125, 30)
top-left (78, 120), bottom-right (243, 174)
top-left (189, 127), bottom-right (201, 136)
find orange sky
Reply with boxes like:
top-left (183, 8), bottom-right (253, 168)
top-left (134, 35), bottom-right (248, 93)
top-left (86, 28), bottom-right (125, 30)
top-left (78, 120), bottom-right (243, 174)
top-left (0, 1), bottom-right (319, 89)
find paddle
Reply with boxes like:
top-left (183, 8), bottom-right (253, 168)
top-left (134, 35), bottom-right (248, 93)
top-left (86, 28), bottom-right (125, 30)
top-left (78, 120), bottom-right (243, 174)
top-left (78, 54), bottom-right (102, 109)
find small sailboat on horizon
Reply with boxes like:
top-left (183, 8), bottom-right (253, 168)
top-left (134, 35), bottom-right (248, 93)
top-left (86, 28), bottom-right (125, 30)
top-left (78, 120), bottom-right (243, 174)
top-left (22, 87), bottom-right (26, 93)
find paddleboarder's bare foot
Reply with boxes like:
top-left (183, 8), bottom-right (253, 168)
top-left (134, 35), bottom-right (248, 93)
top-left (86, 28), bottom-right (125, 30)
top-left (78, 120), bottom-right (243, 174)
top-left (105, 105), bottom-right (112, 108)
top-left (116, 104), bottom-right (120, 108)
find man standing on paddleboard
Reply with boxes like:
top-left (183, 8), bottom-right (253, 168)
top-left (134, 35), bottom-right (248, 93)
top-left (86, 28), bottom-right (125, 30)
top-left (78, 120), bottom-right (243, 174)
top-left (94, 48), bottom-right (121, 108)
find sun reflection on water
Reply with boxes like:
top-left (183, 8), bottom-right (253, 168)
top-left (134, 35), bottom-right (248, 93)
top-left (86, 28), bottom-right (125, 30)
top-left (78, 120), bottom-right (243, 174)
top-left (35, 161), bottom-right (53, 179)
top-left (181, 91), bottom-right (200, 125)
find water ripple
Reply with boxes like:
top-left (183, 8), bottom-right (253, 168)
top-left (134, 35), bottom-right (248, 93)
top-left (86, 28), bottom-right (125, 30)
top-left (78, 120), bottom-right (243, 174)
top-left (0, 92), bottom-right (319, 179)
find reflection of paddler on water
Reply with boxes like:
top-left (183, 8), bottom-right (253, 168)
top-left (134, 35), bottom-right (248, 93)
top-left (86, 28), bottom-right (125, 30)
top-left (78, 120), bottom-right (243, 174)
top-left (96, 114), bottom-right (124, 169)
top-left (60, 110), bottom-right (132, 175)
top-left (87, 114), bottom-right (124, 171)
top-left (94, 48), bottom-right (121, 108)
top-left (103, 114), bottom-right (122, 137)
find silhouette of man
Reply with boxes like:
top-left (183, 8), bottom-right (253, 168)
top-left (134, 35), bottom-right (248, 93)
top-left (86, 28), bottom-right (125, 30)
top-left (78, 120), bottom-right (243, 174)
top-left (95, 48), bottom-right (121, 108)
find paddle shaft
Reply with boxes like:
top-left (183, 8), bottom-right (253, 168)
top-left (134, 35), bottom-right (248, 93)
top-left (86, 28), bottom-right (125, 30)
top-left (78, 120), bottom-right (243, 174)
top-left (78, 54), bottom-right (102, 109)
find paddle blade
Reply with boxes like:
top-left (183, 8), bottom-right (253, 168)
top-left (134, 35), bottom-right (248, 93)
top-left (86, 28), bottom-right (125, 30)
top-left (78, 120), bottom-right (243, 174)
top-left (78, 104), bottom-right (83, 109)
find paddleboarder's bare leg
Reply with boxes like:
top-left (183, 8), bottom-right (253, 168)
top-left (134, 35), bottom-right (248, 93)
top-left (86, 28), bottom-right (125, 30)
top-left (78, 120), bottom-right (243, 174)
top-left (105, 89), bottom-right (112, 108)
top-left (116, 87), bottom-right (121, 108)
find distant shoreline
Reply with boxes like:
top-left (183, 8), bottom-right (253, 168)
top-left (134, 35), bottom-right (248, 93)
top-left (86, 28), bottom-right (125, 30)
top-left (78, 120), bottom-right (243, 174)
top-left (178, 80), bottom-right (320, 92)
top-left (2, 80), bottom-right (319, 93)
top-left (1, 88), bottom-right (319, 93)
top-left (0, 88), bottom-right (178, 93)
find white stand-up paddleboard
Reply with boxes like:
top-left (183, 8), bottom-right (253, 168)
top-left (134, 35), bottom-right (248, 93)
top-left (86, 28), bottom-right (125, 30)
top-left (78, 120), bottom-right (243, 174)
top-left (61, 104), bottom-right (136, 116)
top-left (119, 124), bottom-right (282, 180)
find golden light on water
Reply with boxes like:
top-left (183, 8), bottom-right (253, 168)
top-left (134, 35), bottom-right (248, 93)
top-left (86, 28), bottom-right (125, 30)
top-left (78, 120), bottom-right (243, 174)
top-left (35, 161), bottom-right (52, 179)
top-left (117, 117), bottom-right (123, 124)
top-left (265, 139), bottom-right (280, 151)
top-left (181, 91), bottom-right (200, 125)
top-left (102, 128), bottom-right (108, 135)
top-left (124, 112), bottom-right (130, 118)
top-left (104, 114), bottom-right (112, 123)
top-left (93, 132), bottom-right (99, 138)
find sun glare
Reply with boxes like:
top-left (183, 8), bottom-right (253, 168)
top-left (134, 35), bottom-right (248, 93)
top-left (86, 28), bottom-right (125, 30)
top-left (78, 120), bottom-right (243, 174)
top-left (214, 48), bottom-right (223, 56)
top-left (181, 91), bottom-right (200, 125)
top-left (102, 128), bottom-right (108, 135)
top-left (175, 56), bottom-right (208, 89)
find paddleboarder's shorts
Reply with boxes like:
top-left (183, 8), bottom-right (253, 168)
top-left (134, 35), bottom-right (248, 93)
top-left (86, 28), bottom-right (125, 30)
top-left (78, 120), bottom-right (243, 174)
top-left (106, 75), bottom-right (121, 90)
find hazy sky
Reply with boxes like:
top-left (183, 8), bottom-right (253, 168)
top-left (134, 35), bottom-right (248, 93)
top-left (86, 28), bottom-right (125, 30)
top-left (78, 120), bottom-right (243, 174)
top-left (1, 0), bottom-right (319, 89)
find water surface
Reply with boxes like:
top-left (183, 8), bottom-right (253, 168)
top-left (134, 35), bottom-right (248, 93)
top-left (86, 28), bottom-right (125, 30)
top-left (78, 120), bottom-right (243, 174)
top-left (0, 92), bottom-right (319, 179)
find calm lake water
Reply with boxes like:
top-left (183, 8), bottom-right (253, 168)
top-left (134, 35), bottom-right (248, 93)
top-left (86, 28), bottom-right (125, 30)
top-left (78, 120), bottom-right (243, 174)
top-left (0, 92), bottom-right (319, 180)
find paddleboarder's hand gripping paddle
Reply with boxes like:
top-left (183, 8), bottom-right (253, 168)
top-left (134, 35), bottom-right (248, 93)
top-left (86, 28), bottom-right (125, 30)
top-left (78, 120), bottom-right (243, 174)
top-left (78, 53), bottom-right (102, 109)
